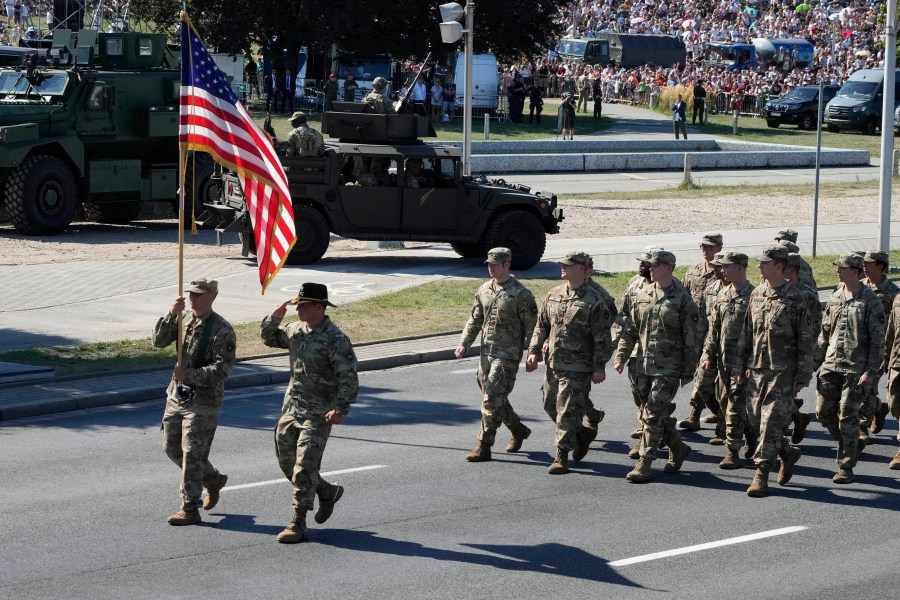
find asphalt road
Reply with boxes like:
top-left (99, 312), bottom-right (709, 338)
top-left (3, 358), bottom-right (899, 599)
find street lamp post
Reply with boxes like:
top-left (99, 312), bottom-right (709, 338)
top-left (439, 2), bottom-right (473, 177)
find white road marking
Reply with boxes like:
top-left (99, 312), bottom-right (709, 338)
top-left (450, 368), bottom-right (479, 374)
top-left (608, 526), bottom-right (807, 567)
top-left (222, 465), bottom-right (387, 491)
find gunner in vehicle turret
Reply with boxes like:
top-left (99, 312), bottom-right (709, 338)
top-left (364, 76), bottom-right (396, 115)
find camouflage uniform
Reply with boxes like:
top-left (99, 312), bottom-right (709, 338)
top-left (814, 279), bottom-right (885, 471)
top-left (287, 123), bottom-right (324, 157)
top-left (584, 275), bottom-right (618, 425)
top-left (261, 314), bottom-right (359, 512)
top-left (458, 275), bottom-right (537, 447)
top-left (364, 91), bottom-right (397, 115)
top-left (612, 264), bottom-right (653, 427)
top-left (737, 279), bottom-right (814, 470)
top-left (529, 280), bottom-right (614, 452)
top-left (682, 259), bottom-right (720, 419)
top-left (860, 274), bottom-right (899, 429)
top-left (616, 277), bottom-right (701, 460)
top-left (776, 233), bottom-right (816, 289)
top-left (884, 295), bottom-right (900, 466)
top-left (702, 279), bottom-right (754, 452)
top-left (152, 308), bottom-right (236, 511)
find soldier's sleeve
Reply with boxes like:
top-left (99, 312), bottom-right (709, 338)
top-left (260, 315), bottom-right (290, 349)
top-left (611, 288), bottom-right (633, 346)
top-left (794, 296), bottom-right (815, 388)
top-left (519, 289), bottom-right (539, 351)
top-left (865, 298), bottom-right (886, 377)
top-left (812, 298), bottom-right (832, 372)
top-left (700, 301), bottom-right (720, 366)
top-left (733, 297), bottom-right (753, 377)
top-left (885, 298), bottom-right (898, 372)
top-left (527, 294), bottom-right (551, 358)
top-left (151, 312), bottom-right (179, 348)
top-left (589, 297), bottom-right (614, 371)
top-left (614, 298), bottom-right (639, 365)
top-left (183, 323), bottom-right (237, 388)
top-left (458, 292), bottom-right (485, 351)
top-left (328, 332), bottom-right (359, 414)
top-left (679, 296), bottom-right (702, 379)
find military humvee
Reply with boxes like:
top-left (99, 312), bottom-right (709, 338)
top-left (204, 102), bottom-right (563, 270)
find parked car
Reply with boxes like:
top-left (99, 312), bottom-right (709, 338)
top-left (764, 85), bottom-right (840, 130)
top-left (824, 68), bottom-right (900, 135)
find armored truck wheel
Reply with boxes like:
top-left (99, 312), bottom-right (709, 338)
top-left (182, 152), bottom-right (219, 228)
top-left (450, 241), bottom-right (488, 259)
top-left (485, 210), bottom-right (546, 270)
top-left (5, 155), bottom-right (78, 236)
top-left (82, 201), bottom-right (143, 224)
top-left (285, 204), bottom-right (330, 265)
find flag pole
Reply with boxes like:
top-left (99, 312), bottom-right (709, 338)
top-left (176, 9), bottom-right (188, 371)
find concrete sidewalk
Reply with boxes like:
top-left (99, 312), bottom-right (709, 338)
top-left (0, 331), bottom-right (474, 423)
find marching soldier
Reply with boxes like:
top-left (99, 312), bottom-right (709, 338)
top-left (860, 250), bottom-right (899, 441)
top-left (775, 229), bottom-right (816, 289)
top-left (783, 252), bottom-right (821, 444)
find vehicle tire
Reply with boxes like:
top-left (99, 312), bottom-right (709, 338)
top-left (5, 155), bottom-right (78, 235)
top-left (826, 124), bottom-right (840, 133)
top-left (864, 118), bottom-right (879, 135)
top-left (82, 201), bottom-right (143, 224)
top-left (484, 210), bottom-right (546, 270)
top-left (799, 113), bottom-right (814, 130)
top-left (182, 151), bottom-right (219, 227)
top-left (450, 241), bottom-right (487, 259)
top-left (285, 203), bottom-right (329, 265)
top-left (766, 120), bottom-right (779, 128)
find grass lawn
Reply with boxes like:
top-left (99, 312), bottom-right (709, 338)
top-left (4, 250), bottom-right (896, 378)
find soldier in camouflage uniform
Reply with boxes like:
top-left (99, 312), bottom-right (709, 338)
top-left (457, 247), bottom-right (538, 462)
top-left (526, 251), bottom-right (614, 474)
top-left (286, 112), bottom-right (324, 158)
top-left (260, 283), bottom-right (359, 544)
top-left (700, 252), bottom-right (754, 469)
top-left (581, 254), bottom-right (618, 444)
top-left (883, 292), bottom-right (900, 469)
top-left (364, 76), bottom-right (396, 115)
top-left (860, 250), bottom-right (898, 441)
top-left (703, 253), bottom-right (730, 444)
top-left (152, 278), bottom-right (236, 526)
top-left (775, 229), bottom-right (817, 289)
top-left (615, 250), bottom-right (701, 483)
top-left (736, 245), bottom-right (813, 498)
top-left (813, 253), bottom-right (885, 484)
top-left (783, 252), bottom-right (821, 445)
top-left (679, 233), bottom-right (723, 431)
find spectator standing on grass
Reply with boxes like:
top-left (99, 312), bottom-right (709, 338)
top-left (672, 93), bottom-right (687, 139)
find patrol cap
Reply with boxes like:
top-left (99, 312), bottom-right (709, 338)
top-left (485, 247), bottom-right (511, 264)
top-left (636, 245), bottom-right (663, 262)
top-left (289, 282), bottom-right (336, 307)
top-left (850, 250), bottom-right (866, 259)
top-left (774, 228), bottom-right (798, 243)
top-left (756, 245), bottom-right (789, 262)
top-left (559, 251), bottom-right (593, 266)
top-left (864, 249), bottom-right (889, 264)
top-left (647, 250), bottom-right (677, 266)
top-left (833, 253), bottom-right (864, 269)
top-left (710, 252), bottom-right (727, 266)
top-left (777, 239), bottom-right (799, 253)
top-left (185, 278), bottom-right (218, 294)
top-left (289, 111), bottom-right (307, 124)
top-left (717, 251), bottom-right (749, 267)
top-left (787, 252), bottom-right (803, 268)
top-left (701, 232), bottom-right (723, 247)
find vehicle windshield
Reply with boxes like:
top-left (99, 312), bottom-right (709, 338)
top-left (0, 70), bottom-right (69, 96)
top-left (556, 40), bottom-right (587, 57)
top-left (781, 87), bottom-right (817, 101)
top-left (704, 45), bottom-right (751, 66)
top-left (836, 81), bottom-right (878, 100)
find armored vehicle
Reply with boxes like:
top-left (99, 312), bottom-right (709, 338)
top-left (0, 29), bottom-right (213, 235)
top-left (203, 103), bottom-right (563, 270)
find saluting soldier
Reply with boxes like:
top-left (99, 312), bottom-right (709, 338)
top-left (615, 250), bottom-right (701, 483)
top-left (261, 283), bottom-right (359, 544)
top-left (813, 254), bottom-right (885, 484)
top-left (860, 250), bottom-right (899, 441)
top-left (152, 278), bottom-right (236, 526)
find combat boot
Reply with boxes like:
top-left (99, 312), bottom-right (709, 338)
top-left (630, 425), bottom-right (643, 440)
top-left (505, 423), bottom-right (531, 453)
top-left (588, 409), bottom-right (605, 427)
top-left (708, 436), bottom-right (725, 446)
top-left (314, 484), bottom-right (344, 524)
top-left (277, 510), bottom-right (307, 544)
top-left (791, 412), bottom-right (811, 445)
top-left (167, 507), bottom-right (201, 526)
top-left (832, 468), bottom-right (855, 484)
top-left (747, 467), bottom-right (770, 497)
top-left (744, 432), bottom-right (758, 459)
top-left (628, 442), bottom-right (641, 459)
top-left (664, 440), bottom-right (691, 473)
top-left (203, 472), bottom-right (228, 511)
top-left (702, 412), bottom-right (721, 424)
top-left (719, 447), bottom-right (741, 470)
top-left (777, 445), bottom-right (801, 486)
top-left (572, 426), bottom-right (598, 462)
top-left (890, 449), bottom-right (900, 470)
top-left (858, 427), bottom-right (869, 452)
top-left (548, 448), bottom-right (569, 474)
top-left (873, 402), bottom-right (890, 434)
top-left (466, 441), bottom-right (492, 462)
top-left (678, 406), bottom-right (702, 431)
top-left (626, 457), bottom-right (653, 483)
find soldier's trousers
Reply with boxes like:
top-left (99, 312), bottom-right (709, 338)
top-left (162, 400), bottom-right (222, 510)
top-left (688, 360), bottom-right (720, 415)
top-left (627, 357), bottom-right (642, 418)
top-left (476, 355), bottom-right (523, 446)
top-left (275, 414), bottom-right (334, 511)
top-left (635, 372), bottom-right (682, 460)
top-left (817, 370), bottom-right (866, 469)
top-left (543, 367), bottom-right (592, 451)
top-left (746, 368), bottom-right (794, 469)
top-left (858, 373), bottom-right (883, 430)
top-left (716, 368), bottom-right (748, 452)
top-left (888, 368), bottom-right (900, 442)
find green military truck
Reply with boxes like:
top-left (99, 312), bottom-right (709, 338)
top-left (203, 104), bottom-right (563, 270)
top-left (0, 29), bottom-right (213, 235)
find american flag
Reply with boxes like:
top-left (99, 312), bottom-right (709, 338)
top-left (179, 13), bottom-right (296, 294)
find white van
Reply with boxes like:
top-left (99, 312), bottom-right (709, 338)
top-left (454, 53), bottom-right (499, 109)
